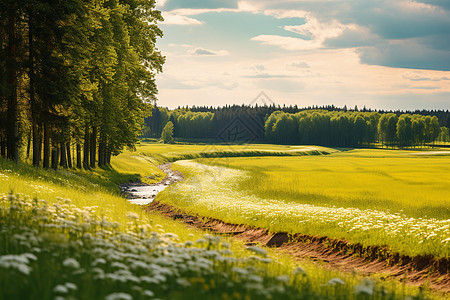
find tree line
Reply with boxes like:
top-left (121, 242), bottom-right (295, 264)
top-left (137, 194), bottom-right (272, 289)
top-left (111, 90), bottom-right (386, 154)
top-left (0, 0), bottom-right (164, 169)
top-left (144, 105), bottom-right (449, 147)
top-left (265, 111), bottom-right (443, 147)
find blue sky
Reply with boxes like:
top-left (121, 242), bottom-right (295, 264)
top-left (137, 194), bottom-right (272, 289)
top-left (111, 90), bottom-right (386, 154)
top-left (155, 0), bottom-right (450, 110)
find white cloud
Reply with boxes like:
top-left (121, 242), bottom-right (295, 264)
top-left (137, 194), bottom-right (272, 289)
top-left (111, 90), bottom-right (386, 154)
top-left (251, 15), bottom-right (346, 51)
top-left (264, 9), bottom-right (308, 19)
top-left (156, 1), bottom-right (450, 109)
top-left (162, 13), bottom-right (204, 25)
top-left (284, 16), bottom-right (344, 41)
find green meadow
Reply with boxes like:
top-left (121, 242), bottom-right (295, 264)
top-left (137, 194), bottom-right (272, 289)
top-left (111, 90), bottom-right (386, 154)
top-left (148, 145), bottom-right (450, 257)
top-left (1, 142), bottom-right (448, 299)
top-left (202, 149), bottom-right (450, 220)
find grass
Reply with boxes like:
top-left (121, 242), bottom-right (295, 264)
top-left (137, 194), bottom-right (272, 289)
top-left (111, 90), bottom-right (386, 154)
top-left (111, 151), bottom-right (165, 184)
top-left (206, 149), bottom-right (450, 220)
top-left (155, 148), bottom-right (450, 258)
top-left (119, 142), bottom-right (336, 164)
top-left (2, 154), bottom-right (436, 299)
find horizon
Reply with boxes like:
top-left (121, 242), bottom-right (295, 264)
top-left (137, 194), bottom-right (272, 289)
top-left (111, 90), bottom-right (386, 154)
top-left (155, 0), bottom-right (450, 111)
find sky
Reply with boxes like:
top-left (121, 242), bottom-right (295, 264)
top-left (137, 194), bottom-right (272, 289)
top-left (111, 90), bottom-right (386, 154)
top-left (154, 0), bottom-right (450, 110)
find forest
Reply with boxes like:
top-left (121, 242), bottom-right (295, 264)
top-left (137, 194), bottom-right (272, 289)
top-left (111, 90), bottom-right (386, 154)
top-left (144, 105), bottom-right (450, 147)
top-left (0, 0), bottom-right (164, 168)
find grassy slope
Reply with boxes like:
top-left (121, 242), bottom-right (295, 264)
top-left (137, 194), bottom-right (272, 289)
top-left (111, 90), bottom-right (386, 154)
top-left (2, 142), bottom-right (446, 299)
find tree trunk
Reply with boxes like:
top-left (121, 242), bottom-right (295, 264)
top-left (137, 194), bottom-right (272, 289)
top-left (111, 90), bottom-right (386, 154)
top-left (98, 141), bottom-right (104, 166)
top-left (90, 126), bottom-right (96, 168)
top-left (98, 129), bottom-right (106, 166)
top-left (32, 123), bottom-right (41, 166)
top-left (66, 142), bottom-right (72, 168)
top-left (83, 125), bottom-right (90, 169)
top-left (76, 143), bottom-right (82, 169)
top-left (26, 128), bottom-right (32, 158)
top-left (29, 11), bottom-right (40, 167)
top-left (0, 136), bottom-right (6, 157)
top-left (60, 141), bottom-right (67, 168)
top-left (6, 7), bottom-right (18, 162)
top-left (43, 121), bottom-right (50, 168)
top-left (51, 147), bottom-right (58, 170)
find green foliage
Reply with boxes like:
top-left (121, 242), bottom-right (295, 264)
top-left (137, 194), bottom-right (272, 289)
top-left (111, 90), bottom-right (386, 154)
top-left (436, 127), bottom-right (450, 143)
top-left (264, 110), bottom-right (443, 148)
top-left (265, 110), bottom-right (381, 146)
top-left (0, 0), bottom-right (164, 168)
top-left (161, 121), bottom-right (174, 144)
top-left (175, 111), bottom-right (214, 139)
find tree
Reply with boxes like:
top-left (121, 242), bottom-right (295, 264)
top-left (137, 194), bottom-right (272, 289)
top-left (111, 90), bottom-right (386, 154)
top-left (161, 121), bottom-right (174, 144)
top-left (385, 114), bottom-right (398, 147)
top-left (396, 115), bottom-right (412, 147)
top-left (0, 0), bottom-right (164, 170)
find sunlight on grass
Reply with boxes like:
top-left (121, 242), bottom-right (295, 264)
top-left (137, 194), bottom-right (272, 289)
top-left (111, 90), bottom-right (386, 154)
top-left (158, 153), bottom-right (450, 258)
top-left (1, 145), bottom-right (446, 299)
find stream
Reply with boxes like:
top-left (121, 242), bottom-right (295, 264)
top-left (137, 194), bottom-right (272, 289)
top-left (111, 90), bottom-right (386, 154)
top-left (120, 163), bottom-right (184, 205)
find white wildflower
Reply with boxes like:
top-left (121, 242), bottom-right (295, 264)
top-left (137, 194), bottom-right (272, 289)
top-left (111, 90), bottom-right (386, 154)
top-left (292, 266), bottom-right (307, 276)
top-left (53, 285), bottom-right (69, 294)
top-left (328, 278), bottom-right (345, 286)
top-left (142, 290), bottom-right (154, 297)
top-left (62, 258), bottom-right (80, 269)
top-left (105, 292), bottom-right (133, 300)
top-left (247, 246), bottom-right (267, 256)
top-left (276, 275), bottom-right (290, 283)
top-left (126, 212), bottom-right (139, 220)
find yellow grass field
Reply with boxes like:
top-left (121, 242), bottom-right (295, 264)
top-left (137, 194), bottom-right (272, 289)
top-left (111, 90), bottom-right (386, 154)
top-left (152, 146), bottom-right (450, 257)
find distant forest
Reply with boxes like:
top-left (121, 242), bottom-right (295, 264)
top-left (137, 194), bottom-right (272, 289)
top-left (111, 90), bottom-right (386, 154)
top-left (144, 105), bottom-right (450, 147)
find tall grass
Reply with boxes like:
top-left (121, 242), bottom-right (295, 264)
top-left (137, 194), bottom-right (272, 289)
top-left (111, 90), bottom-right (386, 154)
top-left (1, 156), bottom-right (432, 299)
top-left (158, 155), bottom-right (450, 258)
top-left (202, 149), bottom-right (450, 220)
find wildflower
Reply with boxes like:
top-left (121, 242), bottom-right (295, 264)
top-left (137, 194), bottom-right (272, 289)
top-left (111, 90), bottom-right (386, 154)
top-left (92, 258), bottom-right (106, 266)
top-left (247, 246), bottom-right (267, 256)
top-left (53, 285), bottom-right (69, 294)
top-left (105, 292), bottom-right (133, 300)
top-left (176, 278), bottom-right (191, 288)
top-left (142, 290), bottom-right (154, 297)
top-left (276, 275), bottom-right (290, 283)
top-left (62, 258), bottom-right (80, 269)
top-left (292, 266), bottom-right (307, 276)
top-left (163, 233), bottom-right (179, 240)
top-left (0, 253), bottom-right (35, 275)
top-left (354, 279), bottom-right (375, 296)
top-left (65, 282), bottom-right (77, 291)
top-left (328, 278), bottom-right (345, 286)
top-left (126, 212), bottom-right (139, 220)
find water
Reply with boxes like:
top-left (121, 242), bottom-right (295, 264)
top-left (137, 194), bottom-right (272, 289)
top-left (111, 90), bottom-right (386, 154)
top-left (120, 163), bottom-right (184, 205)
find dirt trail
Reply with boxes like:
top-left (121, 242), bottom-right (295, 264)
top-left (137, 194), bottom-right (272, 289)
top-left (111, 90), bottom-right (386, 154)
top-left (146, 201), bottom-right (450, 293)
